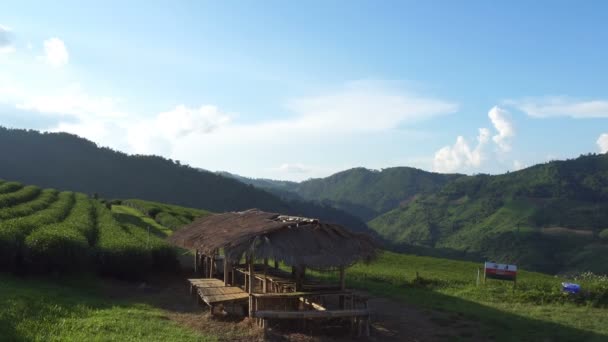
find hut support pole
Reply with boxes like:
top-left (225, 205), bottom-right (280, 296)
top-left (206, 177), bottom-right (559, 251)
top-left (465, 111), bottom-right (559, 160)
top-left (339, 266), bottom-right (346, 290)
top-left (263, 259), bottom-right (268, 293)
top-left (339, 266), bottom-right (346, 309)
top-left (224, 256), bottom-right (230, 286)
top-left (210, 253), bottom-right (215, 278)
top-left (274, 259), bottom-right (278, 269)
top-left (248, 257), bottom-right (254, 318)
top-left (194, 249), bottom-right (198, 275)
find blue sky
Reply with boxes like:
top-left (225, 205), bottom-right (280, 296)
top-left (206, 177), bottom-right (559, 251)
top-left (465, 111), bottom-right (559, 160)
top-left (1, 1), bottom-right (607, 180)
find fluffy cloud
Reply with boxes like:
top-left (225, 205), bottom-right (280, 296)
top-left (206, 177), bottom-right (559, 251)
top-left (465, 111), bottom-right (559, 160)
top-left (433, 106), bottom-right (516, 173)
top-left (43, 38), bottom-right (69, 67)
top-left (513, 160), bottom-right (525, 171)
top-left (488, 106), bottom-right (514, 152)
top-left (277, 163), bottom-right (311, 174)
top-left (0, 25), bottom-right (15, 54)
top-left (598, 133), bottom-right (608, 153)
top-left (507, 96), bottom-right (608, 118)
top-left (433, 128), bottom-right (489, 173)
top-left (127, 105), bottom-right (231, 155)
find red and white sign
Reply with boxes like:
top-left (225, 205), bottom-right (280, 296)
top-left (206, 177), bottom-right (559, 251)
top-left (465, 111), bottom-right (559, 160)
top-left (484, 262), bottom-right (517, 281)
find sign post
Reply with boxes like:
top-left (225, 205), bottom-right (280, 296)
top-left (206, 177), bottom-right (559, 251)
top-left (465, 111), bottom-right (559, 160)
top-left (483, 262), bottom-right (517, 288)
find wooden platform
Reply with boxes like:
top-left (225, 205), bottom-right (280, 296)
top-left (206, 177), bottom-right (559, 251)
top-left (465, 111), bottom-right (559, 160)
top-left (188, 278), bottom-right (249, 306)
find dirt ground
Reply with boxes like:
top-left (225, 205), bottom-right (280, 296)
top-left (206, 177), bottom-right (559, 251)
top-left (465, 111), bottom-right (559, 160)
top-left (101, 276), bottom-right (485, 342)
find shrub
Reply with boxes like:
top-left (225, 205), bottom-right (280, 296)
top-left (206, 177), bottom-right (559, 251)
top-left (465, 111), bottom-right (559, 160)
top-left (94, 203), bottom-right (154, 279)
top-left (0, 189), bottom-right (58, 220)
top-left (0, 185), bottom-right (41, 208)
top-left (23, 193), bottom-right (95, 273)
top-left (0, 192), bottom-right (75, 271)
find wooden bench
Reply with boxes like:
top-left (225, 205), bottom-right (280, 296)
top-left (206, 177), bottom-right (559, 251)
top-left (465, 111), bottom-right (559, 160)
top-left (254, 309), bottom-right (371, 337)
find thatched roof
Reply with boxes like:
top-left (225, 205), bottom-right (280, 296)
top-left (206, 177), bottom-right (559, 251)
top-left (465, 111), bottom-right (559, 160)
top-left (168, 209), bottom-right (378, 269)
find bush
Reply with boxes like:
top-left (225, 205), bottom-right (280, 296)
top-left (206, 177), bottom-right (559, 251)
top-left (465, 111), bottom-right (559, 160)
top-left (94, 203), bottom-right (154, 279)
top-left (599, 229), bottom-right (608, 242)
top-left (0, 192), bottom-right (75, 271)
top-left (23, 193), bottom-right (95, 273)
top-left (0, 189), bottom-right (58, 220)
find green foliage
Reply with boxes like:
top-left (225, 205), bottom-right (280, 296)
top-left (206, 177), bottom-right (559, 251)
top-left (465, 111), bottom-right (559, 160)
top-left (0, 185), bottom-right (40, 207)
top-left (0, 126), bottom-right (292, 214)
top-left (599, 229), bottom-right (608, 241)
top-left (24, 193), bottom-right (95, 273)
top-left (0, 192), bottom-right (75, 270)
top-left (95, 202), bottom-right (178, 279)
top-left (0, 188), bottom-right (58, 220)
top-left (0, 181), bottom-right (23, 194)
top-left (123, 199), bottom-right (209, 230)
top-left (370, 154), bottom-right (608, 274)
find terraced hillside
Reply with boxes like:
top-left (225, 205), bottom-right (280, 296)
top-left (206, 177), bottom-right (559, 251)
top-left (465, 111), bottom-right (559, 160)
top-left (0, 180), bottom-right (205, 278)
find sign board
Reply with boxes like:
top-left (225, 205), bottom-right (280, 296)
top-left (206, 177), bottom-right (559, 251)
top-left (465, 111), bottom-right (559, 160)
top-left (484, 262), bottom-right (517, 282)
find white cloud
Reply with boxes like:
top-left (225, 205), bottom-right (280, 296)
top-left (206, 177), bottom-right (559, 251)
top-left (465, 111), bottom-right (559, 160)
top-left (488, 106), bottom-right (514, 152)
top-left (42, 38), bottom-right (69, 67)
top-left (513, 160), bottom-right (525, 171)
top-left (127, 105), bottom-right (231, 155)
top-left (0, 25), bottom-right (15, 54)
top-left (277, 163), bottom-right (311, 174)
top-left (598, 133), bottom-right (608, 153)
top-left (433, 128), bottom-right (489, 173)
top-left (15, 84), bottom-right (124, 119)
top-left (507, 96), bottom-right (608, 119)
top-left (285, 81), bottom-right (459, 133)
top-left (433, 106), bottom-right (517, 173)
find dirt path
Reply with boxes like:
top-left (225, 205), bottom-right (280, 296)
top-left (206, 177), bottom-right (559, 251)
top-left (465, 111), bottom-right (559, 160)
top-left (367, 296), bottom-right (484, 341)
top-left (101, 276), bottom-right (484, 341)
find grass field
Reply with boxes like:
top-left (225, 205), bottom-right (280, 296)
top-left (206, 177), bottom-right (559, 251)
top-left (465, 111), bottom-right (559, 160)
top-left (314, 251), bottom-right (608, 341)
top-left (0, 273), bottom-right (222, 341)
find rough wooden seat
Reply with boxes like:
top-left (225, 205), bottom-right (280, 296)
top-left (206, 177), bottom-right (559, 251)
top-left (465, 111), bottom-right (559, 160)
top-left (253, 309), bottom-right (369, 319)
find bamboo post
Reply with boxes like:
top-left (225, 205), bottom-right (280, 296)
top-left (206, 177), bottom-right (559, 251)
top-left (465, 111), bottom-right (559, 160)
top-left (339, 266), bottom-right (346, 309)
top-left (274, 259), bottom-right (278, 269)
top-left (193, 249), bottom-right (198, 275)
top-left (339, 266), bottom-right (346, 290)
top-left (224, 256), bottom-right (230, 286)
top-left (248, 256), bottom-right (254, 318)
top-left (210, 253), bottom-right (215, 278)
top-left (263, 258), bottom-right (268, 293)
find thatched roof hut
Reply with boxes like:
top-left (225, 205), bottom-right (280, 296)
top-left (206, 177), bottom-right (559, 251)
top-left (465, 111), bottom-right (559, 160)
top-left (168, 209), bottom-right (377, 269)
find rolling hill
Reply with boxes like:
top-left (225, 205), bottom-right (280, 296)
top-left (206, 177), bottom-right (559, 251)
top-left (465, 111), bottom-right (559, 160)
top-left (369, 153), bottom-right (608, 274)
top-left (0, 127), bottom-right (371, 234)
top-left (222, 167), bottom-right (462, 221)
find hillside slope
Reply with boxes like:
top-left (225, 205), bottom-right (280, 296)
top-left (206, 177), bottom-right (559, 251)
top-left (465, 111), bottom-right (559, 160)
top-left (224, 167), bottom-right (462, 221)
top-left (0, 127), bottom-right (371, 233)
top-left (370, 153), bottom-right (608, 274)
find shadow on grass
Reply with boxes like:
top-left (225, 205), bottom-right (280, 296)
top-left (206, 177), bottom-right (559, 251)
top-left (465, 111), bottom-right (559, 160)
top-left (112, 212), bottom-right (168, 238)
top-left (355, 278), bottom-right (607, 342)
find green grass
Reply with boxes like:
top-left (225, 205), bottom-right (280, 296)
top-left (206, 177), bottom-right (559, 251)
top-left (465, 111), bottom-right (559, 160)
top-left (313, 251), bottom-right (608, 341)
top-left (0, 274), bottom-right (216, 341)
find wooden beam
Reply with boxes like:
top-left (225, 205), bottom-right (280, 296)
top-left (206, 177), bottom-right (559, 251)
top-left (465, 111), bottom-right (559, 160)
top-left (210, 253), bottom-right (215, 278)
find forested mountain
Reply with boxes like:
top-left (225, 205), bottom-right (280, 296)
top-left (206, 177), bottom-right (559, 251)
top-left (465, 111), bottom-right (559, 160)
top-left (369, 153), bottom-right (608, 274)
top-left (223, 167), bottom-right (462, 221)
top-left (0, 127), bottom-right (371, 233)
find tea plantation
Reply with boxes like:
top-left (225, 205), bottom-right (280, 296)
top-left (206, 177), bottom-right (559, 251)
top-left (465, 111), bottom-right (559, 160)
top-left (0, 179), bottom-right (206, 278)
